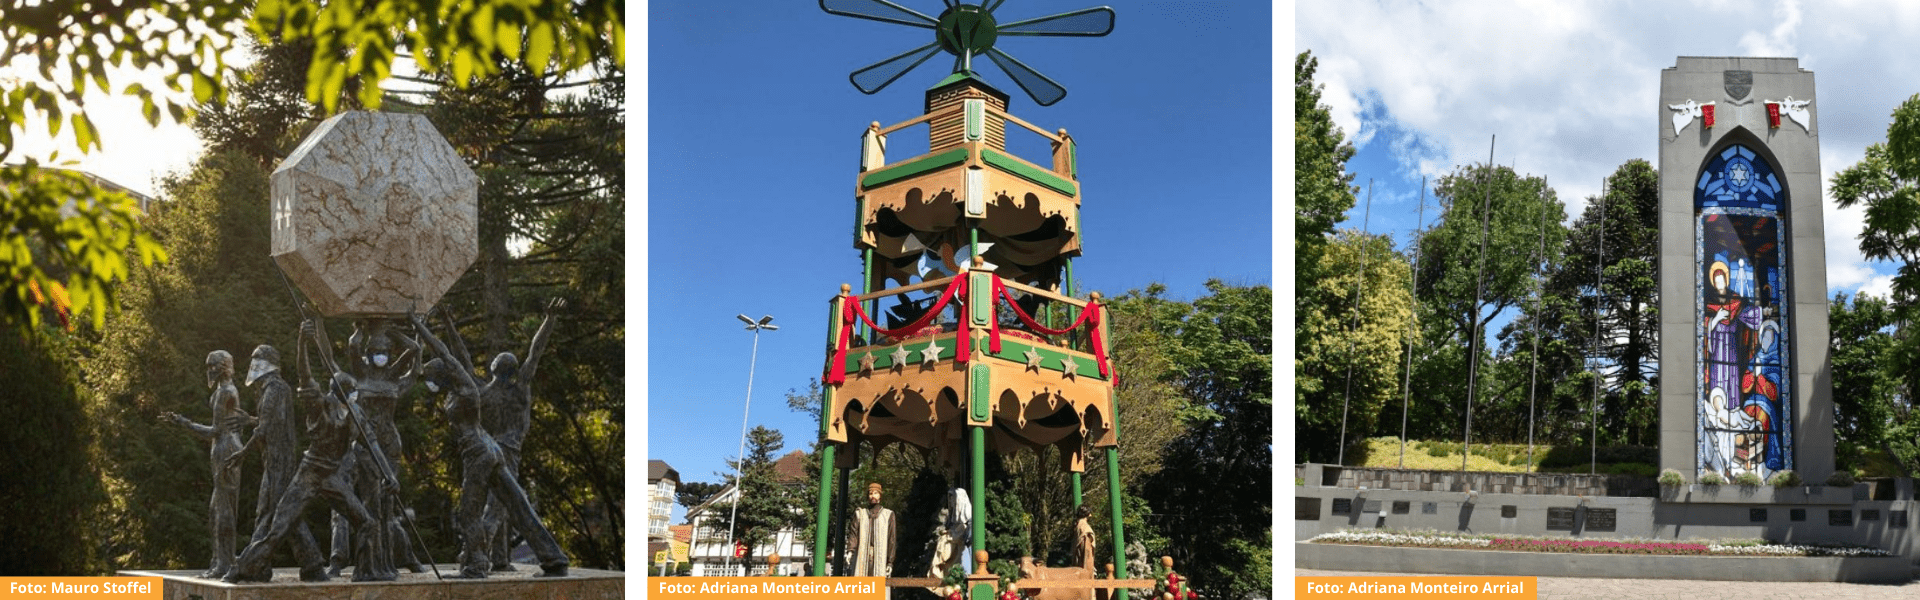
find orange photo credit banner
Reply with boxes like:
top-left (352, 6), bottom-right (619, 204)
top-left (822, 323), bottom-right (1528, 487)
top-left (0, 577), bottom-right (161, 600)
top-left (1297, 576), bottom-right (1537, 599)
top-left (651, 577), bottom-right (887, 600)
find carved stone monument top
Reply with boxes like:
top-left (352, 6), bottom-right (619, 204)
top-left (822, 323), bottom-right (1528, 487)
top-left (270, 111), bottom-right (478, 317)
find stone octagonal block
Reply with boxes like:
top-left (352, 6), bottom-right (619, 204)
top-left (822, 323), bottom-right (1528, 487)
top-left (271, 111), bottom-right (478, 316)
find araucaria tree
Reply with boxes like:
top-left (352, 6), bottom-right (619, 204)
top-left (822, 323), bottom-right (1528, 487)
top-left (1508, 160), bottom-right (1662, 447)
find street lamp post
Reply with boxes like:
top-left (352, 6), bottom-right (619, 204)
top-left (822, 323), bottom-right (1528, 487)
top-left (723, 314), bottom-right (776, 576)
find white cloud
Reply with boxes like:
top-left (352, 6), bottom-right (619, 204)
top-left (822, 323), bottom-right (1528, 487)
top-left (1303, 52), bottom-right (1367, 151)
top-left (1738, 0), bottom-right (1802, 57)
top-left (1858, 273), bottom-right (1897, 301)
top-left (1299, 0), bottom-right (1920, 289)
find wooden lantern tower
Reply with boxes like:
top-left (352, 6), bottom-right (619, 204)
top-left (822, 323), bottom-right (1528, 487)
top-left (814, 4), bottom-right (1124, 596)
top-left (811, 69), bottom-right (1124, 587)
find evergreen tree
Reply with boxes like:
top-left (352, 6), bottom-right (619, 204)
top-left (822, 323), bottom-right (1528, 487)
top-left (0, 325), bottom-right (107, 574)
top-left (1295, 51), bottom-right (1360, 417)
top-left (1506, 160), bottom-right (1660, 447)
top-left (712, 426), bottom-right (809, 562)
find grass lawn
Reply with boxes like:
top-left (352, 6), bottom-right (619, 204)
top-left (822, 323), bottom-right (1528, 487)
top-left (1351, 437), bottom-right (1658, 476)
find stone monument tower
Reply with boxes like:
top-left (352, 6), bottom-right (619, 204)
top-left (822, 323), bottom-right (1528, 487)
top-left (1658, 57), bottom-right (1833, 484)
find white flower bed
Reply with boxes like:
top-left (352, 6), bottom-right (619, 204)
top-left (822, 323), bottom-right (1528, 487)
top-left (1310, 529), bottom-right (1890, 557)
top-left (1709, 543), bottom-right (1893, 557)
top-left (1309, 531), bottom-right (1491, 547)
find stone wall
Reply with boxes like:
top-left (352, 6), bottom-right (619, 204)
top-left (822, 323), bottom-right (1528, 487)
top-left (1308, 464), bottom-right (1658, 498)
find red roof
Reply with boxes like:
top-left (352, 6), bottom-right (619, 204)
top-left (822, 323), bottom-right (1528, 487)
top-left (772, 450), bottom-right (807, 483)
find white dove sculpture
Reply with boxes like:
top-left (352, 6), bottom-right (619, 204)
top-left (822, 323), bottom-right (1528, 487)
top-left (1777, 96), bottom-right (1811, 131)
top-left (1668, 100), bottom-right (1709, 136)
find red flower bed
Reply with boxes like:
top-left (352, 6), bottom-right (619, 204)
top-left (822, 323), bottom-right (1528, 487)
top-left (1489, 538), bottom-right (1710, 555)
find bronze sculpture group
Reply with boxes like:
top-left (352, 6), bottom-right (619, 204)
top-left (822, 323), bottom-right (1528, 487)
top-left (164, 302), bottom-right (570, 582)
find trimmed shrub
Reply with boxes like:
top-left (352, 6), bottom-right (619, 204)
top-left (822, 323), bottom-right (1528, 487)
top-left (1699, 471), bottom-right (1727, 486)
top-left (1657, 469), bottom-right (1686, 487)
top-left (1765, 470), bottom-right (1801, 487)
top-left (1733, 472), bottom-right (1764, 487)
top-left (1825, 471), bottom-right (1855, 487)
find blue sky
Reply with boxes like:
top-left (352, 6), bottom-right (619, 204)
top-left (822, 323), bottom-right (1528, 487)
top-left (646, 1), bottom-right (1272, 521)
top-left (1298, 1), bottom-right (1920, 318)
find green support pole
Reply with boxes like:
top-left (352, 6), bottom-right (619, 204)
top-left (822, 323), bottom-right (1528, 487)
top-left (834, 463), bottom-right (851, 575)
top-left (1066, 258), bottom-right (1076, 297)
top-left (1072, 471), bottom-right (1083, 510)
top-left (970, 426), bottom-right (988, 556)
top-left (1107, 447), bottom-right (1125, 599)
top-left (812, 443), bottom-right (836, 576)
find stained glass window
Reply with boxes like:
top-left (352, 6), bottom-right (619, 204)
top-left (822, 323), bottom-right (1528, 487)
top-left (1695, 143), bottom-right (1792, 480)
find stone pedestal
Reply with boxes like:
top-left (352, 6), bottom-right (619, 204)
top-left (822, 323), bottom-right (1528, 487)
top-left (117, 565), bottom-right (622, 600)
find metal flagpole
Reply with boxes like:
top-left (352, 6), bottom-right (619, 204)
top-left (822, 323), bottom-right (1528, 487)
top-left (1592, 176), bottom-right (1608, 475)
top-left (1464, 136), bottom-right (1495, 472)
top-left (1399, 178), bottom-right (1427, 468)
top-left (1527, 177), bottom-right (1547, 472)
top-left (1337, 180), bottom-right (1375, 466)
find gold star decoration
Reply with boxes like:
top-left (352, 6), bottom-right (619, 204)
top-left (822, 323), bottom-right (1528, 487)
top-left (1058, 355), bottom-right (1080, 380)
top-left (921, 340), bottom-right (946, 365)
top-left (1023, 348), bottom-right (1043, 372)
top-left (858, 352), bottom-right (877, 373)
top-left (889, 346), bottom-right (911, 370)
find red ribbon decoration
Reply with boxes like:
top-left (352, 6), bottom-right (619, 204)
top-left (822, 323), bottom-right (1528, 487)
top-left (824, 274), bottom-right (1112, 385)
top-left (827, 277), bottom-right (968, 384)
top-left (990, 276), bottom-right (1110, 379)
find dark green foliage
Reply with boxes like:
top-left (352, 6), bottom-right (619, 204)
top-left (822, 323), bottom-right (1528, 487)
top-left (0, 326), bottom-right (107, 575)
top-left (1828, 292), bottom-right (1909, 474)
top-left (711, 427), bottom-right (809, 560)
top-left (981, 455), bottom-right (1031, 563)
top-left (1294, 50), bottom-right (1359, 420)
top-left (1402, 164), bottom-right (1565, 447)
top-left (1536, 445), bottom-right (1656, 470)
top-left (1827, 96), bottom-right (1920, 477)
top-left (1138, 281), bottom-right (1272, 600)
top-left (83, 147), bottom-right (310, 571)
top-left (677, 481), bottom-right (726, 511)
top-left (1509, 160), bottom-right (1661, 448)
top-left (415, 65), bottom-right (627, 569)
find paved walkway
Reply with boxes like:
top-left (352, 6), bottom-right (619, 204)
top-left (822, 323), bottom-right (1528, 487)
top-left (1296, 569), bottom-right (1920, 599)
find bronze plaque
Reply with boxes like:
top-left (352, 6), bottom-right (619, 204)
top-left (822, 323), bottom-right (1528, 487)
top-left (1295, 497), bottom-right (1322, 521)
top-left (1586, 508), bottom-right (1617, 532)
top-left (1331, 498), bottom-right (1352, 515)
top-left (1863, 509), bottom-right (1881, 521)
top-left (1790, 508), bottom-right (1806, 522)
top-left (1501, 505), bottom-right (1517, 518)
top-left (1392, 501), bottom-right (1410, 515)
top-left (1893, 510), bottom-right (1909, 528)
top-left (1829, 509), bottom-right (1853, 526)
top-left (1546, 507), bottom-right (1577, 531)
top-left (1362, 500), bottom-right (1383, 513)
top-left (1750, 508), bottom-right (1768, 522)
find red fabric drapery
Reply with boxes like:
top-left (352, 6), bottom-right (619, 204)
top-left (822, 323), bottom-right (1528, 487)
top-left (826, 277), bottom-right (969, 384)
top-left (989, 277), bottom-right (1109, 379)
top-left (823, 275), bottom-right (1112, 385)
